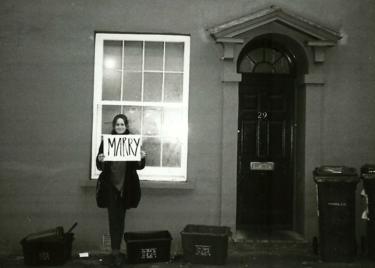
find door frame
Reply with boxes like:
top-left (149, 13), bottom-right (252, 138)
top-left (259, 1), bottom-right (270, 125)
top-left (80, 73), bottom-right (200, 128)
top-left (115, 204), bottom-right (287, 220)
top-left (208, 5), bottom-right (341, 240)
top-left (218, 33), bottom-right (328, 241)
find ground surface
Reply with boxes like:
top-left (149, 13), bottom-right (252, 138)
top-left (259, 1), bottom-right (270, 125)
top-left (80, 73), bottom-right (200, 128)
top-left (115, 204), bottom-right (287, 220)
top-left (1, 241), bottom-right (375, 268)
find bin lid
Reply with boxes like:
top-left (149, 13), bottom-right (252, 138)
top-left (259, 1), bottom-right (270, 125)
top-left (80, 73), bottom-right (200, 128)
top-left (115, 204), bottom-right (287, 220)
top-left (313, 166), bottom-right (359, 183)
top-left (361, 164), bottom-right (375, 179)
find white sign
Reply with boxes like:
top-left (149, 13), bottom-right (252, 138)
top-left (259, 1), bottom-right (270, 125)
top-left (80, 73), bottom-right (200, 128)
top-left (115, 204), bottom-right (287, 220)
top-left (103, 134), bottom-right (142, 161)
top-left (250, 162), bottom-right (274, 171)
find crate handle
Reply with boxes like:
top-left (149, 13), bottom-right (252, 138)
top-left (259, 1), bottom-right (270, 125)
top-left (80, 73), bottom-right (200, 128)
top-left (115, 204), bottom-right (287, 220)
top-left (66, 222), bottom-right (78, 234)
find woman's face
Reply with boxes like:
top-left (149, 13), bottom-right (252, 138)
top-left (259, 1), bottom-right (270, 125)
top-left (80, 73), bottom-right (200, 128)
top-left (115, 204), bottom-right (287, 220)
top-left (114, 118), bottom-right (127, 134)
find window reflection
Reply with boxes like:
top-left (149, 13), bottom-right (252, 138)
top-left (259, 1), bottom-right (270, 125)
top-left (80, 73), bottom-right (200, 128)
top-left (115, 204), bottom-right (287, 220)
top-left (123, 106), bottom-right (141, 134)
top-left (142, 137), bottom-right (161, 166)
top-left (144, 42), bottom-right (163, 71)
top-left (162, 138), bottom-right (181, 167)
top-left (102, 105), bottom-right (121, 134)
top-left (103, 40), bottom-right (122, 71)
top-left (102, 69), bottom-right (121, 100)
top-left (164, 73), bottom-right (183, 102)
top-left (143, 107), bottom-right (162, 136)
top-left (123, 72), bottom-right (142, 101)
top-left (162, 108), bottom-right (184, 138)
top-left (124, 41), bottom-right (142, 71)
top-left (144, 73), bottom-right (163, 101)
top-left (165, 43), bottom-right (184, 71)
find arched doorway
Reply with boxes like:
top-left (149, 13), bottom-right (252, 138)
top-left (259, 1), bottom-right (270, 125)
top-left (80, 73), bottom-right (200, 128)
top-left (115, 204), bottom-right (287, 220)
top-left (236, 35), bottom-right (304, 235)
top-left (208, 6), bottom-right (341, 238)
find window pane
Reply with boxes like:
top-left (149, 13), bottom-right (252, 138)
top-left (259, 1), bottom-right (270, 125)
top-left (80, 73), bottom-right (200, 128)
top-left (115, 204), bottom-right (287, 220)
top-left (102, 105), bottom-right (121, 134)
top-left (254, 63), bottom-right (274, 73)
top-left (162, 108), bottom-right (183, 138)
top-left (144, 42), bottom-right (163, 71)
top-left (124, 41), bottom-right (142, 71)
top-left (249, 48), bottom-right (264, 63)
top-left (165, 43), bottom-right (184, 72)
top-left (143, 107), bottom-right (162, 136)
top-left (164, 73), bottom-right (183, 102)
top-left (103, 41), bottom-right (122, 70)
top-left (274, 57), bottom-right (290, 74)
top-left (102, 69), bottom-right (121, 100)
top-left (239, 58), bottom-right (255, 73)
top-left (264, 48), bottom-right (276, 63)
top-left (123, 106), bottom-right (142, 134)
top-left (123, 72), bottom-right (142, 101)
top-left (162, 138), bottom-right (181, 167)
top-left (144, 72), bottom-right (162, 101)
top-left (142, 137), bottom-right (161, 166)
top-left (267, 49), bottom-right (282, 64)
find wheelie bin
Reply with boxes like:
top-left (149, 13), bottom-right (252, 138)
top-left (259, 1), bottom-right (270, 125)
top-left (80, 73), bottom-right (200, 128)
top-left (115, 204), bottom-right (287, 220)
top-left (361, 164), bottom-right (375, 260)
top-left (314, 166), bottom-right (359, 262)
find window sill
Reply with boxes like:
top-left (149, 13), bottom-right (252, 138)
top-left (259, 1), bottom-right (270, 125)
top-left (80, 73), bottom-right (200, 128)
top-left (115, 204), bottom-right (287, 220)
top-left (141, 180), bottom-right (194, 189)
top-left (80, 179), bottom-right (194, 189)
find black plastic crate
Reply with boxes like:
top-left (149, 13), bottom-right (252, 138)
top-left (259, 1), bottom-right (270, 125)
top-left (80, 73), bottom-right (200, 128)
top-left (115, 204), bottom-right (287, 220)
top-left (124, 230), bottom-right (172, 264)
top-left (181, 224), bottom-right (230, 265)
top-left (21, 233), bottom-right (74, 266)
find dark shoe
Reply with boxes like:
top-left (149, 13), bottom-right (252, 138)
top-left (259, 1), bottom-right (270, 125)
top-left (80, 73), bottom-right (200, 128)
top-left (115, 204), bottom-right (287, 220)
top-left (113, 253), bottom-right (123, 267)
top-left (102, 254), bottom-right (123, 268)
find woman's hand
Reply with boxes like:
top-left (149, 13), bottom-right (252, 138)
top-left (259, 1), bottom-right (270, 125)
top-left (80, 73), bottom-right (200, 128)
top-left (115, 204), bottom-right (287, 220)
top-left (98, 153), bottom-right (105, 162)
top-left (141, 150), bottom-right (147, 159)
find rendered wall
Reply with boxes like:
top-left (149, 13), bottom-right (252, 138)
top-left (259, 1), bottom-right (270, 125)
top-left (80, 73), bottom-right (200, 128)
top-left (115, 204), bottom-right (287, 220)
top-left (0, 0), bottom-right (375, 254)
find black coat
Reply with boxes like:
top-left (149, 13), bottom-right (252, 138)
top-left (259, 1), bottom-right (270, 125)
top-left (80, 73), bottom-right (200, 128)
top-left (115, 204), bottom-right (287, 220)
top-left (96, 141), bottom-right (145, 209)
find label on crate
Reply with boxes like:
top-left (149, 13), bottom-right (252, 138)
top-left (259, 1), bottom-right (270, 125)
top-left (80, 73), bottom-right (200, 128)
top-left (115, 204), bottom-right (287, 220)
top-left (194, 245), bottom-right (212, 257)
top-left (140, 248), bottom-right (157, 259)
top-left (38, 251), bottom-right (50, 261)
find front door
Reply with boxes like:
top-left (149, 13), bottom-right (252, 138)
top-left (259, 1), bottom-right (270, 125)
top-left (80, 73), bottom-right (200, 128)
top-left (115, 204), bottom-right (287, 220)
top-left (237, 74), bottom-right (294, 229)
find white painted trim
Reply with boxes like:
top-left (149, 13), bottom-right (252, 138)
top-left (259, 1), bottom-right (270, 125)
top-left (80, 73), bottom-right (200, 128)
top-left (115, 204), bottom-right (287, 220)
top-left (99, 101), bottom-right (183, 107)
top-left (96, 33), bottom-right (191, 43)
top-left (91, 33), bottom-right (190, 181)
top-left (91, 38), bottom-right (104, 179)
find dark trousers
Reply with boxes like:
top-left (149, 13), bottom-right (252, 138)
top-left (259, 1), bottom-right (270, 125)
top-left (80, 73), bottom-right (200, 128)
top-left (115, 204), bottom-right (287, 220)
top-left (107, 185), bottom-right (126, 250)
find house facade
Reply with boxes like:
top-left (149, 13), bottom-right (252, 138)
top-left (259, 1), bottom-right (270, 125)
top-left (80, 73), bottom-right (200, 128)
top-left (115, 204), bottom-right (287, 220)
top-left (1, 0), bottom-right (375, 254)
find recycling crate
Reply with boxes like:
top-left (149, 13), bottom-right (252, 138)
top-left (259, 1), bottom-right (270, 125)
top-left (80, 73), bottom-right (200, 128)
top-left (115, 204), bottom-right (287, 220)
top-left (20, 223), bottom-right (77, 266)
top-left (181, 224), bottom-right (231, 265)
top-left (314, 166), bottom-right (359, 262)
top-left (361, 164), bottom-right (375, 259)
top-left (124, 231), bottom-right (172, 264)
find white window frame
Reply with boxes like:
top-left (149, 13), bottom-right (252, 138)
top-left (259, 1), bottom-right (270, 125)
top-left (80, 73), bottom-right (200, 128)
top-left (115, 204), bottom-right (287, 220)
top-left (91, 33), bottom-right (190, 181)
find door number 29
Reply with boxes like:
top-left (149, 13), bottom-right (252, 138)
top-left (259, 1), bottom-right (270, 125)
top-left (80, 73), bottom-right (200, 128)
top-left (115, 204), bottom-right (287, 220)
top-left (257, 112), bottom-right (268, 119)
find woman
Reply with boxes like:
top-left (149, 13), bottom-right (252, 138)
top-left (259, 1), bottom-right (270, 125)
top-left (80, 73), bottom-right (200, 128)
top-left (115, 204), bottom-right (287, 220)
top-left (96, 114), bottom-right (146, 267)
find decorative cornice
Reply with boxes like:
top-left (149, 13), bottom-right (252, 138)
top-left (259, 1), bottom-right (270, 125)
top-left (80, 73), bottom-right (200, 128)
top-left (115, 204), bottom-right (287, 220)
top-left (215, 37), bottom-right (244, 44)
top-left (307, 41), bottom-right (337, 62)
top-left (208, 5), bottom-right (342, 42)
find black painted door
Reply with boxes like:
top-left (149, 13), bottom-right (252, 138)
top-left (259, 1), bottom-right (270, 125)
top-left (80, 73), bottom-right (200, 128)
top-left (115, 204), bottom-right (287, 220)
top-left (237, 74), bottom-right (294, 228)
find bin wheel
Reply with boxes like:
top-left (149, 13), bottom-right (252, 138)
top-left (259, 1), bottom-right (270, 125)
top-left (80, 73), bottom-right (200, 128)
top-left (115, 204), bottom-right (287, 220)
top-left (312, 236), bottom-right (318, 255)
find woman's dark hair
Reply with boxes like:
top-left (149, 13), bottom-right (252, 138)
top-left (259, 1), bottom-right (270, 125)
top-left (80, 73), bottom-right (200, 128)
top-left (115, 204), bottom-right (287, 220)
top-left (111, 114), bottom-right (130, 134)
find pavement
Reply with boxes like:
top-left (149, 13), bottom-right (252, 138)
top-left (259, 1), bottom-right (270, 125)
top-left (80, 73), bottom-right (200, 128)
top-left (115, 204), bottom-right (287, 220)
top-left (1, 240), bottom-right (375, 268)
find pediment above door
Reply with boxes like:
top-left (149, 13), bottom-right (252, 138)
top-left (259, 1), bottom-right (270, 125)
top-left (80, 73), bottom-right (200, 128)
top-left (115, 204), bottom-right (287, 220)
top-left (207, 5), bottom-right (342, 63)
